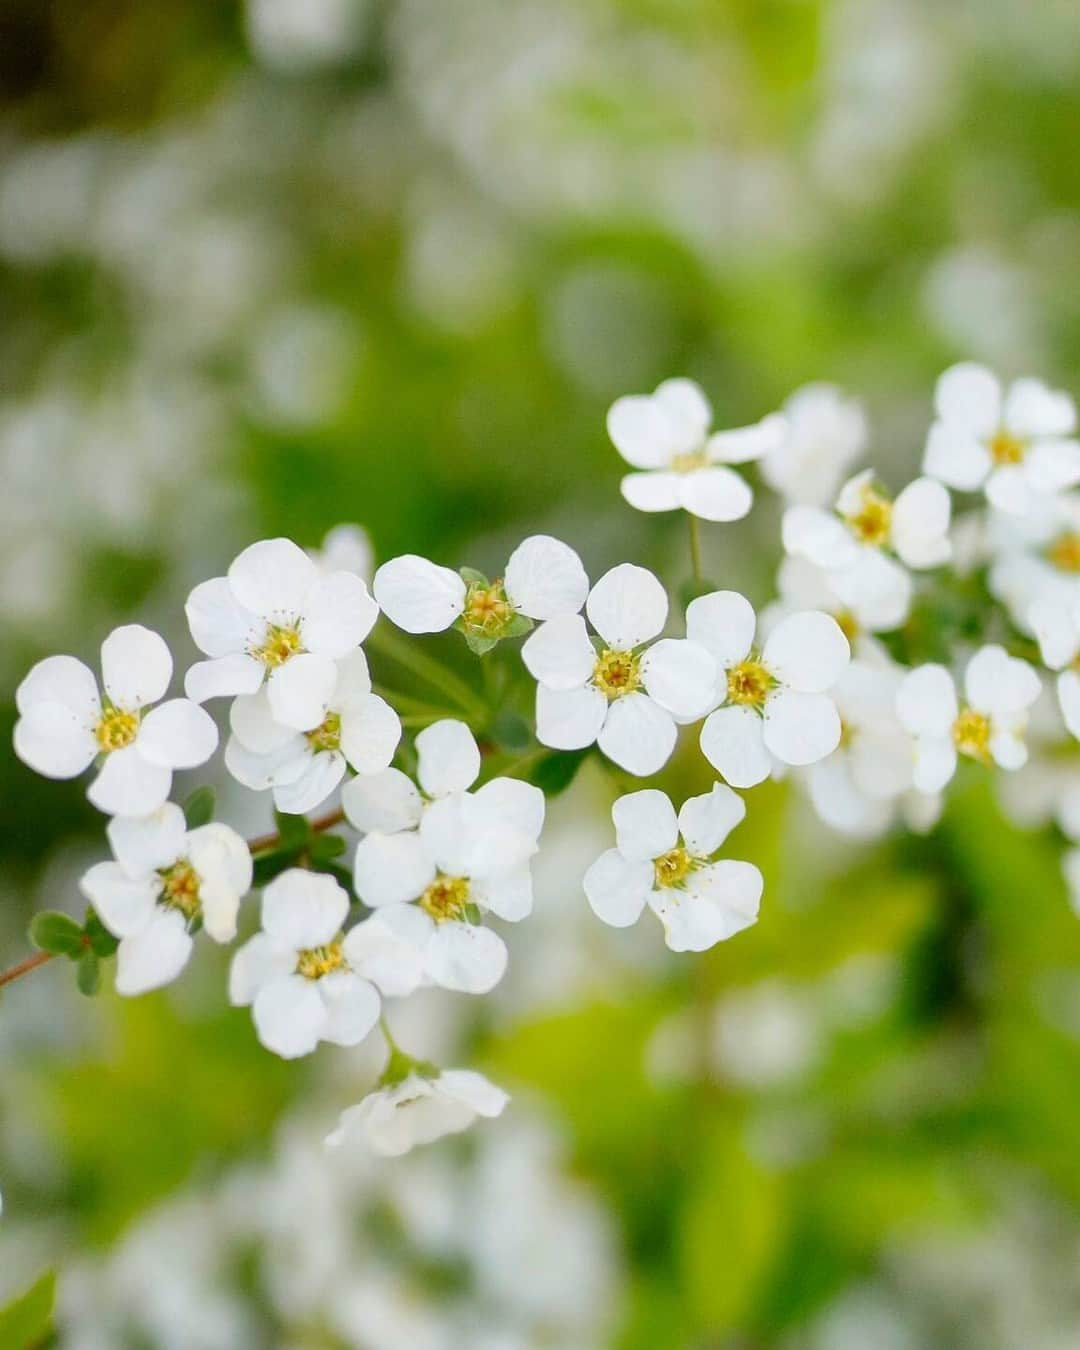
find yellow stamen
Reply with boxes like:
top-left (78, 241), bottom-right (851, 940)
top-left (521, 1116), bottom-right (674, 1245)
top-left (593, 649), bottom-right (642, 700)
top-left (95, 707), bottom-right (139, 753)
top-left (1047, 531), bottom-right (1080, 574)
top-left (653, 846), bottom-right (695, 889)
top-left (835, 609), bottom-right (860, 644)
top-left (419, 875), bottom-right (470, 923)
top-left (842, 486), bottom-right (892, 547)
top-left (252, 624), bottom-right (303, 669)
top-left (952, 707), bottom-right (992, 763)
top-left (988, 430), bottom-right (1025, 466)
top-left (671, 448), bottom-right (709, 474)
top-left (160, 861), bottom-right (201, 921)
top-left (296, 939), bottom-right (346, 980)
top-left (306, 711), bottom-right (342, 753)
top-left (462, 580), bottom-right (514, 637)
top-left (726, 658), bottom-right (775, 710)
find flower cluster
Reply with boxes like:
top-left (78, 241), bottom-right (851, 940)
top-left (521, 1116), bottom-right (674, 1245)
top-left (11, 359), bottom-right (1080, 1156)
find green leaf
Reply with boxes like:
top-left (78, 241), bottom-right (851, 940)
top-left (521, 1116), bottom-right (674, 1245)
top-left (463, 631), bottom-right (499, 656)
top-left (273, 810), bottom-right (311, 850)
top-left (310, 833), bottom-right (347, 863)
top-left (28, 911), bottom-right (85, 957)
top-left (459, 566), bottom-right (488, 587)
top-left (182, 785), bottom-right (216, 830)
top-left (0, 1270), bottom-right (56, 1347)
top-left (529, 748), bottom-right (590, 797)
top-left (76, 949), bottom-right (101, 997)
top-left (252, 850), bottom-right (298, 886)
top-left (491, 709), bottom-right (531, 753)
top-left (83, 907), bottom-right (119, 958)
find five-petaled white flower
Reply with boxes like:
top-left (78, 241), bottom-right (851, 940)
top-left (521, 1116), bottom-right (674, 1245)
top-left (373, 535), bottom-right (588, 647)
top-left (229, 869), bottom-right (382, 1059)
top-left (14, 625), bottom-right (218, 818)
top-left (185, 536), bottom-right (378, 732)
top-left (326, 1068), bottom-right (508, 1157)
top-left (760, 383), bottom-right (867, 507)
top-left (583, 785), bottom-right (762, 951)
top-left (522, 563), bottom-right (717, 776)
top-left (1026, 594), bottom-right (1080, 741)
top-left (691, 591), bottom-right (850, 788)
top-left (896, 645), bottom-right (1042, 793)
top-left (607, 378), bottom-right (786, 522)
top-left (782, 470), bottom-right (952, 631)
top-left (225, 650), bottom-right (401, 815)
top-left (923, 362), bottom-right (1080, 515)
top-left (80, 802), bottom-right (252, 995)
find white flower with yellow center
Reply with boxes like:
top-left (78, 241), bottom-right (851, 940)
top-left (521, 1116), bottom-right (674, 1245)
top-left (923, 362), bottom-right (1080, 515)
top-left (782, 469), bottom-right (951, 631)
top-left (1028, 593), bottom-right (1080, 740)
top-left (229, 869), bottom-right (382, 1060)
top-left (185, 536), bottom-right (378, 732)
top-left (760, 383), bottom-right (867, 507)
top-left (583, 785), bottom-right (762, 951)
top-left (607, 377), bottom-right (786, 522)
top-left (14, 625), bottom-right (219, 818)
top-left (326, 1068), bottom-right (508, 1157)
top-left (987, 495), bottom-right (1080, 636)
top-left (896, 645), bottom-right (1042, 793)
top-left (691, 591), bottom-right (850, 789)
top-left (224, 650), bottom-right (401, 815)
top-left (80, 803), bottom-right (252, 995)
top-left (373, 535), bottom-right (588, 651)
top-left (522, 563), bottom-right (717, 776)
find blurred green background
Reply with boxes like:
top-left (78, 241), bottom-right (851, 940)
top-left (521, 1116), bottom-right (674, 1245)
top-left (3, 1), bottom-right (1080, 1346)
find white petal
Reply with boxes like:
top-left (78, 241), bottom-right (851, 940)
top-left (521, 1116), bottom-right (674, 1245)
top-left (318, 971), bottom-right (381, 1047)
top-left (339, 694), bottom-right (401, 774)
top-left (607, 394), bottom-right (680, 468)
top-left (829, 552), bottom-right (913, 631)
top-left (582, 848), bottom-right (653, 927)
top-left (331, 647), bottom-right (373, 703)
top-left (437, 1068), bottom-right (509, 1117)
top-left (184, 654), bottom-right (265, 703)
top-left (503, 535), bottom-right (588, 620)
top-left (535, 683), bottom-right (607, 750)
top-left (107, 802), bottom-right (187, 875)
top-left (262, 868), bottom-right (348, 948)
top-left (353, 831), bottom-right (435, 908)
top-left (763, 611), bottom-right (849, 693)
top-left (230, 687), bottom-right (297, 752)
top-left (16, 655), bottom-right (99, 721)
top-left (425, 922), bottom-right (508, 994)
top-left (677, 783), bottom-right (746, 856)
top-left (228, 932), bottom-right (294, 1005)
top-left (521, 613), bottom-right (595, 690)
top-left (889, 478), bottom-right (953, 569)
top-left (913, 736), bottom-right (957, 793)
top-left (472, 867), bottom-right (533, 921)
top-left (989, 730), bottom-right (1028, 772)
top-left (79, 861), bottom-right (158, 938)
top-left (685, 590), bottom-right (756, 668)
top-left (612, 789), bottom-right (678, 861)
top-left (587, 563), bottom-right (668, 649)
top-left (922, 423), bottom-right (991, 491)
top-left (640, 638), bottom-right (717, 717)
top-left (343, 908), bottom-right (428, 996)
top-left (807, 755), bottom-right (891, 837)
top-left (136, 699), bottom-right (219, 769)
top-left (228, 537), bottom-right (318, 621)
top-left (185, 576), bottom-right (260, 658)
top-left (934, 362), bottom-right (1001, 436)
top-left (317, 522), bottom-right (373, 579)
top-left (300, 571), bottom-right (378, 656)
top-left (781, 505), bottom-right (860, 570)
top-left (468, 776), bottom-right (545, 849)
top-left (964, 644), bottom-right (1041, 716)
top-left (1004, 377), bottom-right (1076, 438)
top-left (100, 625), bottom-right (173, 710)
top-left (415, 719), bottom-right (480, 797)
top-left (13, 702), bottom-right (98, 779)
top-left (762, 689), bottom-right (842, 766)
top-left (267, 653), bottom-right (337, 731)
top-left (225, 735), bottom-right (307, 791)
top-left (620, 471), bottom-right (683, 513)
top-left (372, 555), bottom-right (466, 633)
top-left (187, 823), bottom-right (252, 942)
top-left (342, 767), bottom-right (422, 834)
top-left (253, 974), bottom-right (326, 1058)
top-left (1059, 670), bottom-right (1080, 741)
top-left (706, 413), bottom-right (787, 464)
top-left (597, 693), bottom-right (677, 776)
top-left (652, 861), bottom-right (762, 951)
top-left (985, 464), bottom-right (1039, 517)
top-left (895, 665), bottom-right (958, 736)
top-left (418, 794), bottom-right (473, 876)
top-left (678, 466), bottom-right (753, 522)
top-left (1025, 440), bottom-right (1080, 494)
top-left (654, 377), bottom-right (712, 449)
top-left (700, 705), bottom-right (771, 788)
top-left (272, 751), bottom-right (346, 815)
top-left (115, 910), bottom-right (193, 996)
top-left (87, 746), bottom-right (171, 817)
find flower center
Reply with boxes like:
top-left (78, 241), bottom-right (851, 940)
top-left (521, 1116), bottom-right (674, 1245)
top-left (296, 938), bottom-right (346, 980)
top-left (653, 846), bottom-right (695, 889)
top-left (988, 430), bottom-right (1025, 466)
top-left (159, 860), bottom-right (201, 921)
top-left (671, 448), bottom-right (709, 474)
top-left (306, 711), bottom-right (342, 753)
top-left (842, 487), bottom-right (892, 547)
top-left (1047, 531), bottom-right (1080, 574)
top-left (835, 608), bottom-right (860, 644)
top-left (952, 707), bottom-right (991, 762)
top-left (419, 874), bottom-right (471, 923)
top-left (252, 624), bottom-right (304, 669)
top-left (462, 580), bottom-right (515, 637)
top-left (726, 658), bottom-right (775, 710)
top-left (95, 706), bottom-right (140, 753)
top-left (593, 649), bottom-right (642, 700)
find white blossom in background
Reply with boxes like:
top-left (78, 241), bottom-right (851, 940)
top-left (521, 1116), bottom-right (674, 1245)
top-left (896, 645), bottom-right (1042, 792)
top-left (185, 536), bottom-right (378, 732)
top-left (760, 383), bottom-right (867, 507)
top-left (225, 650), bottom-right (401, 814)
top-left (373, 534), bottom-right (588, 644)
top-left (987, 495), bottom-right (1080, 635)
top-left (783, 469), bottom-right (951, 631)
top-left (607, 377), bottom-right (786, 522)
top-left (522, 563), bottom-right (716, 776)
top-left (691, 591), bottom-right (850, 788)
top-left (327, 1069), bottom-right (509, 1157)
top-left (766, 553), bottom-right (888, 653)
top-left (229, 870), bottom-right (381, 1059)
top-left (79, 803), bottom-right (252, 996)
top-left (584, 785), bottom-right (762, 951)
top-left (923, 362), bottom-right (1080, 515)
top-left (1028, 593), bottom-right (1080, 739)
top-left (14, 625), bottom-right (218, 817)
top-left (309, 522), bottom-right (374, 582)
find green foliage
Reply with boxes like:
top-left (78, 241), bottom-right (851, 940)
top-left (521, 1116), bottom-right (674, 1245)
top-left (28, 911), bottom-right (84, 957)
top-left (182, 785), bottom-right (217, 830)
top-left (0, 1270), bottom-right (56, 1348)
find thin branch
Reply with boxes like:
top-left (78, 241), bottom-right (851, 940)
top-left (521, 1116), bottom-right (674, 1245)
top-left (0, 949), bottom-right (55, 989)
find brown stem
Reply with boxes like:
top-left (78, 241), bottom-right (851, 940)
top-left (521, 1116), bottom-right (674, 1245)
top-left (0, 949), bottom-right (55, 989)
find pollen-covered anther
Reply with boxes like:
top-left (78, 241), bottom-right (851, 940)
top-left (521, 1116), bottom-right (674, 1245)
top-left (726, 658), bottom-right (775, 710)
top-left (1047, 531), bottom-right (1080, 574)
top-left (592, 648), bottom-right (642, 700)
top-left (252, 623), bottom-right (304, 669)
top-left (296, 938), bottom-right (347, 980)
top-left (419, 874), bottom-right (471, 923)
top-left (843, 486), bottom-right (893, 546)
top-left (306, 711), bottom-right (342, 753)
top-left (952, 707), bottom-right (992, 762)
top-left (988, 430), bottom-right (1026, 466)
top-left (462, 581), bottom-right (514, 636)
top-left (95, 706), bottom-right (140, 753)
top-left (653, 846), bottom-right (695, 889)
top-left (160, 860), bottom-right (201, 921)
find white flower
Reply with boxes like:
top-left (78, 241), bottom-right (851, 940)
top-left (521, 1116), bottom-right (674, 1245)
top-left (782, 470), bottom-right (951, 631)
top-left (923, 362), bottom-right (1080, 515)
top-left (185, 536), bottom-right (378, 732)
top-left (342, 716), bottom-right (481, 834)
top-left (583, 785), bottom-right (762, 951)
top-left (80, 803), bottom-right (252, 995)
top-left (309, 523), bottom-right (373, 582)
top-left (326, 1069), bottom-right (508, 1157)
top-left (522, 563), bottom-right (717, 776)
top-left (1028, 593), bottom-right (1080, 740)
top-left (987, 496), bottom-right (1080, 635)
top-left (229, 869), bottom-right (381, 1059)
top-left (896, 645), bottom-right (1042, 792)
top-left (225, 650), bottom-right (401, 814)
top-left (760, 383), bottom-right (867, 507)
top-left (373, 535), bottom-right (588, 642)
top-left (692, 591), bottom-right (850, 788)
top-left (607, 377), bottom-right (786, 522)
top-left (14, 625), bottom-right (218, 818)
